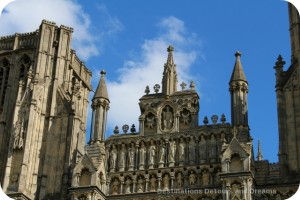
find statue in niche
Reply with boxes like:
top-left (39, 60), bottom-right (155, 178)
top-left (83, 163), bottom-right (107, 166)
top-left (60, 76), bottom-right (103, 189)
top-left (137, 177), bottom-right (144, 193)
top-left (128, 146), bottom-right (134, 168)
top-left (150, 175), bottom-right (156, 191)
top-left (202, 170), bottom-right (210, 186)
top-left (178, 138), bottom-right (186, 164)
top-left (177, 172), bottom-right (183, 188)
top-left (162, 105), bottom-right (174, 131)
top-left (188, 136), bottom-right (196, 164)
top-left (199, 135), bottom-right (207, 163)
top-left (110, 144), bottom-right (117, 170)
top-left (209, 134), bottom-right (217, 162)
top-left (168, 140), bottom-right (176, 163)
top-left (158, 144), bottom-right (166, 166)
top-left (189, 171), bottom-right (196, 185)
top-left (125, 178), bottom-right (132, 194)
top-left (139, 142), bottom-right (146, 168)
top-left (146, 113), bottom-right (155, 129)
top-left (13, 105), bottom-right (29, 150)
top-left (111, 179), bottom-right (119, 195)
top-left (181, 109), bottom-right (190, 125)
top-left (218, 132), bottom-right (227, 153)
top-left (162, 174), bottom-right (169, 190)
top-left (148, 140), bottom-right (156, 168)
top-left (119, 144), bottom-right (126, 170)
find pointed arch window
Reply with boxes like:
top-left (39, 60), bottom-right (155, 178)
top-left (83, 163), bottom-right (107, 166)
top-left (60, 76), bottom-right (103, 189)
top-left (19, 55), bottom-right (31, 96)
top-left (0, 59), bottom-right (10, 113)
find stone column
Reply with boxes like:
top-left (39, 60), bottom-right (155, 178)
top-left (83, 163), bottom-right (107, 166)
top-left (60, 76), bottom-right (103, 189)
top-left (175, 113), bottom-right (180, 131)
top-left (119, 176), bottom-right (124, 194)
top-left (170, 171), bottom-right (175, 189)
top-left (157, 173), bottom-right (162, 191)
top-left (135, 142), bottom-right (140, 170)
top-left (139, 116), bottom-right (145, 136)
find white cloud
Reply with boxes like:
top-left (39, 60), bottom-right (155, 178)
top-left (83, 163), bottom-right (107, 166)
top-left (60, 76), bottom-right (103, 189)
top-left (0, 0), bottom-right (123, 60)
top-left (105, 16), bottom-right (200, 136)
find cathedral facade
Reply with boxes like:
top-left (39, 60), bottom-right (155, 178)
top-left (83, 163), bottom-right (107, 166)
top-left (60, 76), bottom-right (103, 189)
top-left (0, 3), bottom-right (299, 200)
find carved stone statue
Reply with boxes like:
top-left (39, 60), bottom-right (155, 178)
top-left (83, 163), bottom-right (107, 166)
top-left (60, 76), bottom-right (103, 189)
top-left (177, 172), bottom-right (183, 188)
top-left (202, 170), bottom-right (210, 186)
top-left (178, 138), bottom-right (186, 165)
top-left (111, 179), bottom-right (119, 195)
top-left (189, 171), bottom-right (196, 186)
top-left (110, 144), bottom-right (117, 171)
top-left (162, 174), bottom-right (169, 190)
top-left (119, 144), bottom-right (126, 171)
top-left (137, 177), bottom-right (144, 193)
top-left (209, 134), bottom-right (217, 163)
top-left (162, 106), bottom-right (174, 131)
top-left (146, 114), bottom-right (155, 129)
top-left (188, 136), bottom-right (196, 164)
top-left (139, 142), bottom-right (146, 169)
top-left (128, 147), bottom-right (134, 170)
top-left (168, 140), bottom-right (176, 166)
top-left (125, 178), bottom-right (132, 194)
top-left (148, 140), bottom-right (156, 169)
top-left (150, 175), bottom-right (156, 191)
top-left (13, 121), bottom-right (24, 149)
top-left (158, 144), bottom-right (166, 167)
top-left (199, 135), bottom-right (207, 164)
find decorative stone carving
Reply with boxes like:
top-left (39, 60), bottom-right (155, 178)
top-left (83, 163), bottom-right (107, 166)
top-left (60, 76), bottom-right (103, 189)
top-left (209, 134), bottom-right (217, 163)
top-left (161, 105), bottom-right (174, 131)
top-left (202, 169), bottom-right (210, 186)
top-left (137, 177), bottom-right (144, 193)
top-left (119, 144), bottom-right (126, 171)
top-left (230, 183), bottom-right (242, 200)
top-left (188, 136), bottom-right (196, 165)
top-left (189, 171), bottom-right (196, 186)
top-left (125, 178), bottom-right (132, 194)
top-left (162, 174), bottom-right (169, 190)
top-left (148, 140), bottom-right (156, 169)
top-left (177, 172), bottom-right (183, 188)
top-left (158, 143), bottom-right (166, 168)
top-left (146, 113), bottom-right (155, 129)
top-left (178, 138), bottom-right (186, 166)
top-left (199, 135), bottom-right (207, 164)
top-left (181, 109), bottom-right (190, 125)
top-left (139, 142), bottom-right (146, 169)
top-left (168, 140), bottom-right (176, 166)
top-left (110, 144), bottom-right (117, 171)
top-left (111, 179), bottom-right (119, 195)
top-left (150, 175), bottom-right (156, 191)
top-left (128, 146), bottom-right (134, 171)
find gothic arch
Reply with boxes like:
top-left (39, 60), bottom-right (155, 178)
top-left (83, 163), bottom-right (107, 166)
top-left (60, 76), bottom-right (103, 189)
top-left (0, 58), bottom-right (10, 112)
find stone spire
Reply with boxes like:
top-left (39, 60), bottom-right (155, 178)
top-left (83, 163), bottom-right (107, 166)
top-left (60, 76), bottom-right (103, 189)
top-left (257, 140), bottom-right (263, 161)
top-left (162, 45), bottom-right (178, 95)
top-left (230, 51), bottom-right (247, 83)
top-left (229, 52), bottom-right (249, 126)
top-left (288, 3), bottom-right (300, 63)
top-left (93, 70), bottom-right (109, 101)
top-left (90, 70), bottom-right (110, 142)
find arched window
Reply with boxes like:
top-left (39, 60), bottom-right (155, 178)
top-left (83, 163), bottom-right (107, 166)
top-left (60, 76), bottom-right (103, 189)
top-left (18, 55), bottom-right (31, 96)
top-left (0, 58), bottom-right (10, 113)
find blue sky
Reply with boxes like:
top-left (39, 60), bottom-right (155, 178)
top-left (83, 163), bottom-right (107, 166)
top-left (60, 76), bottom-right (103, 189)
top-left (0, 0), bottom-right (293, 163)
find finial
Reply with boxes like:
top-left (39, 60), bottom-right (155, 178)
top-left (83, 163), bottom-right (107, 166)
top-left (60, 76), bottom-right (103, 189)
top-left (122, 124), bottom-right (129, 134)
top-left (167, 45), bottom-right (174, 53)
top-left (274, 55), bottom-right (286, 69)
top-left (190, 81), bottom-right (195, 90)
top-left (203, 116), bottom-right (209, 125)
top-left (113, 126), bottom-right (119, 134)
top-left (100, 69), bottom-right (106, 77)
top-left (145, 85), bottom-right (150, 95)
top-left (221, 114), bottom-right (226, 124)
top-left (235, 51), bottom-right (242, 58)
top-left (130, 124), bottom-right (136, 133)
top-left (153, 84), bottom-right (160, 93)
top-left (257, 140), bottom-right (263, 161)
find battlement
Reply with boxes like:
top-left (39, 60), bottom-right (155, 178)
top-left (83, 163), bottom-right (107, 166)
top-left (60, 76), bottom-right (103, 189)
top-left (0, 31), bottom-right (39, 50)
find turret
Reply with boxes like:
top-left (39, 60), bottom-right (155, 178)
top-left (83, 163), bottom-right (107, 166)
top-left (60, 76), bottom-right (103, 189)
top-left (90, 70), bottom-right (110, 142)
top-left (229, 51), bottom-right (249, 126)
top-left (162, 45), bottom-right (178, 95)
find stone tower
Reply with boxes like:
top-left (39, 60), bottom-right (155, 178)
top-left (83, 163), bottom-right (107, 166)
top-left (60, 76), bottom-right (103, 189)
top-left (275, 3), bottom-right (300, 181)
top-left (229, 51), bottom-right (248, 127)
top-left (0, 20), bottom-right (92, 199)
